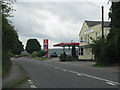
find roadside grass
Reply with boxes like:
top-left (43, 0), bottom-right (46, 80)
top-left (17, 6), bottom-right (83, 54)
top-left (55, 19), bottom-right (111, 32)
top-left (2, 55), bottom-right (12, 78)
top-left (3, 61), bottom-right (29, 88)
top-left (35, 57), bottom-right (53, 61)
top-left (92, 63), bottom-right (117, 67)
top-left (4, 76), bottom-right (29, 88)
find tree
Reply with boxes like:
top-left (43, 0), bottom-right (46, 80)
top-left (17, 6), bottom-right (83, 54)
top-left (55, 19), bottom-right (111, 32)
top-left (26, 39), bottom-right (41, 54)
top-left (107, 2), bottom-right (120, 63)
top-left (1, 1), bottom-right (23, 76)
top-left (2, 1), bottom-right (18, 51)
top-left (12, 39), bottom-right (24, 55)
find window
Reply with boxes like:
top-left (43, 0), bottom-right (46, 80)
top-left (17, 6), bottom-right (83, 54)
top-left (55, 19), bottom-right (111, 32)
top-left (79, 47), bottom-right (84, 55)
top-left (81, 37), bottom-right (83, 41)
top-left (84, 35), bottom-right (87, 41)
top-left (88, 35), bottom-right (89, 42)
top-left (96, 32), bottom-right (98, 40)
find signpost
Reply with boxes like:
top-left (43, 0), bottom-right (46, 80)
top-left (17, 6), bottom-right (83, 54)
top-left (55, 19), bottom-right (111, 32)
top-left (43, 39), bottom-right (48, 57)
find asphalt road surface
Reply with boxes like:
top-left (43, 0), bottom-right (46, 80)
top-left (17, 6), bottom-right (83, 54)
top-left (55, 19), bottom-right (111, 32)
top-left (15, 57), bottom-right (119, 88)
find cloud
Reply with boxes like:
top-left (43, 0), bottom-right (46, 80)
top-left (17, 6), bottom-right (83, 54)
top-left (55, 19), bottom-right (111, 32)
top-left (11, 1), bottom-right (111, 48)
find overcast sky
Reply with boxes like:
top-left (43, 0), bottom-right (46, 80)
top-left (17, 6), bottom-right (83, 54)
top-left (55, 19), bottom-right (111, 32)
top-left (11, 0), bottom-right (111, 49)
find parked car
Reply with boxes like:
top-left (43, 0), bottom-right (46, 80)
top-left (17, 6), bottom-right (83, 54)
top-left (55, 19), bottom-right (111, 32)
top-left (49, 52), bottom-right (58, 57)
top-left (14, 55), bottom-right (20, 58)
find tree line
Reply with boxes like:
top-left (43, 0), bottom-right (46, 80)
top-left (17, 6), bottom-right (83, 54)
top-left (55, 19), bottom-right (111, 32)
top-left (1, 1), bottom-right (44, 76)
top-left (2, 1), bottom-right (24, 76)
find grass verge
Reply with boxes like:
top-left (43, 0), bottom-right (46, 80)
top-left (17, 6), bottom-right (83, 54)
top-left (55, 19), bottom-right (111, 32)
top-left (3, 61), bottom-right (29, 88)
top-left (93, 63), bottom-right (111, 67)
top-left (35, 57), bottom-right (53, 61)
top-left (4, 76), bottom-right (29, 88)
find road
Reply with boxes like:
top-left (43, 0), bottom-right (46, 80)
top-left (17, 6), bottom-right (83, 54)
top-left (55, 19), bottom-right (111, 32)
top-left (15, 57), bottom-right (119, 88)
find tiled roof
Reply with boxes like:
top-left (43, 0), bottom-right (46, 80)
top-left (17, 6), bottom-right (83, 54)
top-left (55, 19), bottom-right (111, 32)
top-left (85, 20), bottom-right (110, 27)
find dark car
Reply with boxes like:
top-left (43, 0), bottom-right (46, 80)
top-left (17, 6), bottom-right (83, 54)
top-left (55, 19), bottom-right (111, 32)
top-left (49, 52), bottom-right (58, 57)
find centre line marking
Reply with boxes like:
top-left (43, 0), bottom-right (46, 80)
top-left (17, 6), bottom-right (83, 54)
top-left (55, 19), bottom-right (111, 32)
top-left (81, 73), bottom-right (120, 85)
top-left (58, 67), bottom-right (66, 71)
top-left (67, 70), bottom-right (78, 74)
top-left (47, 65), bottom-right (120, 86)
top-left (76, 73), bottom-right (82, 76)
top-left (106, 82), bottom-right (116, 86)
top-left (58, 68), bottom-right (120, 86)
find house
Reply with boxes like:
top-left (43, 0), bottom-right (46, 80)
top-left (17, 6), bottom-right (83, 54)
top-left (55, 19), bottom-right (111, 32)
top-left (78, 20), bottom-right (110, 60)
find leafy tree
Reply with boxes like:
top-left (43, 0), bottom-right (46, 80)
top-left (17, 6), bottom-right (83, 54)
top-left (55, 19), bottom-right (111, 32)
top-left (1, 1), bottom-right (21, 76)
top-left (26, 39), bottom-right (41, 54)
top-left (2, 1), bottom-right (18, 51)
top-left (12, 39), bottom-right (24, 55)
top-left (107, 2), bottom-right (120, 63)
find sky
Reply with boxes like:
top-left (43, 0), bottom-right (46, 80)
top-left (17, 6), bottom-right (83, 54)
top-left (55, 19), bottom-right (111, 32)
top-left (11, 0), bottom-right (111, 49)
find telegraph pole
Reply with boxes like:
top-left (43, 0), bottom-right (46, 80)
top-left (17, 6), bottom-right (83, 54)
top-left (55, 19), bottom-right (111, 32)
top-left (102, 6), bottom-right (104, 39)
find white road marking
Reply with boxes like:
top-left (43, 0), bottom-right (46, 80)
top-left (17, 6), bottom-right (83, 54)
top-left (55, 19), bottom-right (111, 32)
top-left (106, 82), bottom-right (116, 86)
top-left (55, 67), bottom-right (120, 86)
top-left (28, 81), bottom-right (34, 84)
top-left (67, 70), bottom-right (78, 74)
top-left (28, 79), bottom-right (37, 88)
top-left (58, 68), bottom-right (66, 71)
top-left (76, 73), bottom-right (82, 76)
top-left (30, 85), bottom-right (37, 88)
top-left (28, 79), bottom-right (32, 82)
top-left (42, 64), bottom-right (120, 86)
top-left (81, 73), bottom-right (120, 85)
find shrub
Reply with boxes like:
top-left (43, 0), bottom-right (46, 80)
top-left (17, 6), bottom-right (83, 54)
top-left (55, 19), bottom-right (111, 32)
top-left (31, 51), bottom-right (46, 58)
top-left (59, 52), bottom-right (66, 62)
top-left (19, 54), bottom-right (28, 57)
top-left (38, 51), bottom-right (46, 58)
top-left (66, 55), bottom-right (73, 61)
top-left (72, 45), bottom-right (76, 58)
top-left (8, 50), bottom-right (14, 57)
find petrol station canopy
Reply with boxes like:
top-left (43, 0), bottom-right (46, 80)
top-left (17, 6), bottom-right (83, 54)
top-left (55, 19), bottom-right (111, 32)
top-left (53, 42), bottom-right (80, 47)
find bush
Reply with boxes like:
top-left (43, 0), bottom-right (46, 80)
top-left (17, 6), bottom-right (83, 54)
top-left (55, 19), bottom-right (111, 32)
top-left (66, 55), bottom-right (73, 61)
top-left (19, 54), bottom-right (28, 57)
top-left (38, 51), bottom-right (46, 58)
top-left (8, 50), bottom-right (14, 57)
top-left (31, 51), bottom-right (46, 58)
top-left (72, 45), bottom-right (76, 58)
top-left (59, 52), bottom-right (66, 62)
top-left (91, 37), bottom-right (119, 65)
top-left (91, 38), bottom-right (108, 65)
top-left (31, 52), bottom-right (39, 58)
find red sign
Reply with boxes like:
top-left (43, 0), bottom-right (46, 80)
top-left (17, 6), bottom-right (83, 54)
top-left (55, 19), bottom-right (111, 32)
top-left (43, 39), bottom-right (48, 57)
top-left (43, 39), bottom-right (48, 49)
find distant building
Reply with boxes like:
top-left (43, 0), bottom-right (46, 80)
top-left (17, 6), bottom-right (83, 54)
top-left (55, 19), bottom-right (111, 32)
top-left (78, 20), bottom-right (110, 60)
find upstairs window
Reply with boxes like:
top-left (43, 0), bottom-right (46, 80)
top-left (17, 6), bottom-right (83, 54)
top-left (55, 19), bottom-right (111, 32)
top-left (96, 32), bottom-right (98, 40)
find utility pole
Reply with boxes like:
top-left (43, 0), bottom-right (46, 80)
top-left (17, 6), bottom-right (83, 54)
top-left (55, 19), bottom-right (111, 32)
top-left (102, 6), bottom-right (104, 39)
